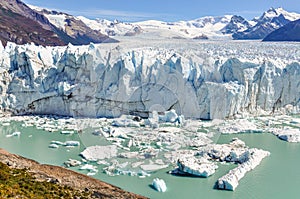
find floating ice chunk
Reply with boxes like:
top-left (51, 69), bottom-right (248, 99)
top-left (49, 144), bottom-right (59, 148)
top-left (159, 109), bottom-right (178, 123)
top-left (118, 152), bottom-right (139, 159)
top-left (80, 164), bottom-right (98, 173)
top-left (112, 116), bottom-right (140, 127)
top-left (80, 145), bottom-right (118, 161)
top-left (2, 123), bottom-right (10, 126)
top-left (177, 157), bottom-right (218, 177)
top-left (64, 141), bottom-right (80, 146)
top-left (97, 160), bottom-right (109, 165)
top-left (218, 119), bottom-right (260, 134)
top-left (64, 159), bottom-right (81, 167)
top-left (152, 178), bottom-right (167, 192)
top-left (217, 148), bottom-right (270, 191)
top-left (6, 132), bottom-right (21, 138)
top-left (272, 128), bottom-right (300, 142)
top-left (61, 130), bottom-right (74, 135)
top-left (140, 164), bottom-right (169, 172)
top-left (50, 141), bottom-right (65, 146)
top-left (87, 172), bottom-right (97, 176)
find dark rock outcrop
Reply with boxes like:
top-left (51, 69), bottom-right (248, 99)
top-left (263, 19), bottom-right (300, 41)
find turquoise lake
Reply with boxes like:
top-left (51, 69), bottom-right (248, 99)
top-left (1, 120), bottom-right (300, 199)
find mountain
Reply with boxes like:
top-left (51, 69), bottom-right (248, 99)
top-left (76, 17), bottom-right (143, 37)
top-left (1, 1), bottom-right (300, 43)
top-left (221, 15), bottom-right (253, 34)
top-left (34, 8), bottom-right (118, 43)
top-left (0, 0), bottom-right (116, 46)
top-left (233, 7), bottom-right (300, 40)
top-left (263, 19), bottom-right (300, 41)
top-left (134, 15), bottom-right (233, 39)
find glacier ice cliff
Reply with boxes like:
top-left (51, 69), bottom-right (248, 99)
top-left (0, 41), bottom-right (299, 119)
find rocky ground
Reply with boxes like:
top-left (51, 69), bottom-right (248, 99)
top-left (0, 148), bottom-right (147, 199)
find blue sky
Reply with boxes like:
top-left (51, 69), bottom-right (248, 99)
top-left (23, 0), bottom-right (300, 22)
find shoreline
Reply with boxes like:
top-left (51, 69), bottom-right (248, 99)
top-left (0, 148), bottom-right (147, 199)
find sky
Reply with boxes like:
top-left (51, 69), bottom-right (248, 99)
top-left (23, 0), bottom-right (300, 22)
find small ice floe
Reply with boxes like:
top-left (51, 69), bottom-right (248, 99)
top-left (50, 141), bottom-right (65, 146)
top-left (61, 130), bottom-right (74, 135)
top-left (87, 172), bottom-right (97, 176)
top-left (152, 178), bottom-right (167, 192)
top-left (64, 159), bottom-right (81, 167)
top-left (176, 157), bottom-right (218, 177)
top-left (272, 128), bottom-right (300, 143)
top-left (50, 140), bottom-right (80, 148)
top-left (140, 164), bottom-right (169, 172)
top-left (64, 141), bottom-right (80, 147)
top-left (80, 145), bottom-right (118, 161)
top-left (6, 131), bottom-right (21, 138)
top-left (159, 109), bottom-right (185, 125)
top-left (112, 115), bottom-right (141, 128)
top-left (48, 144), bottom-right (59, 148)
top-left (217, 148), bottom-right (270, 191)
top-left (2, 122), bottom-right (10, 126)
top-left (79, 164), bottom-right (98, 173)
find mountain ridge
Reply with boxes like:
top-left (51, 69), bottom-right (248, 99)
top-left (1, 0), bottom-right (300, 44)
top-left (263, 19), bottom-right (300, 41)
top-left (0, 0), bottom-right (117, 46)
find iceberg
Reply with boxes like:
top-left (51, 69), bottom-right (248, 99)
top-left (6, 132), bottom-right (21, 138)
top-left (79, 164), bottom-right (98, 173)
top-left (80, 145), bottom-right (118, 161)
top-left (48, 144), bottom-right (59, 148)
top-left (64, 159), bottom-right (81, 167)
top-left (61, 130), bottom-right (74, 135)
top-left (64, 141), bottom-right (80, 146)
top-left (152, 178), bottom-right (167, 192)
top-left (176, 157), bottom-right (218, 177)
top-left (272, 128), bottom-right (300, 143)
top-left (217, 148), bottom-right (270, 191)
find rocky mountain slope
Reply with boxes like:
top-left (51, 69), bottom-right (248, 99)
top-left (233, 8), bottom-right (300, 40)
top-left (34, 8), bottom-right (117, 44)
top-left (0, 0), bottom-right (116, 46)
top-left (263, 19), bottom-right (300, 41)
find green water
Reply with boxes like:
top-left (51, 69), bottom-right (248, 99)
top-left (1, 121), bottom-right (300, 199)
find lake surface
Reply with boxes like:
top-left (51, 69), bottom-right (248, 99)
top-left (0, 120), bottom-right (300, 199)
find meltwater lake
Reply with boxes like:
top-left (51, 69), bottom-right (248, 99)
top-left (1, 119), bottom-right (300, 199)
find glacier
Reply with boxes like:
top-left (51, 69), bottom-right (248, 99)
top-left (0, 40), bottom-right (299, 119)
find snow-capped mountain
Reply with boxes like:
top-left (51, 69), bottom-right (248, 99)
top-left (0, 0), bottom-right (116, 46)
top-left (221, 15), bottom-right (253, 34)
top-left (77, 17), bottom-right (143, 36)
top-left (31, 7), bottom-right (117, 44)
top-left (263, 19), bottom-right (300, 41)
top-left (233, 7), bottom-right (300, 40)
top-left (134, 15), bottom-right (233, 39)
top-left (2, 0), bottom-right (300, 45)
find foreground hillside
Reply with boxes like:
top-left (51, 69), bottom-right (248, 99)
top-left (0, 148), bottom-right (147, 199)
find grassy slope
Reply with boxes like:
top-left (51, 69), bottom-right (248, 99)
top-left (0, 162), bottom-right (93, 198)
